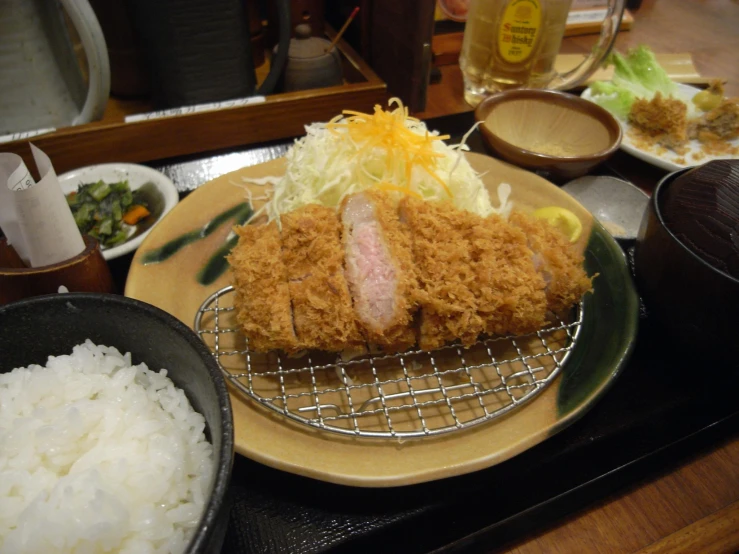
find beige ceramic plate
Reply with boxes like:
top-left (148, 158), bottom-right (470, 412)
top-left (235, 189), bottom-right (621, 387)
top-left (125, 152), bottom-right (633, 488)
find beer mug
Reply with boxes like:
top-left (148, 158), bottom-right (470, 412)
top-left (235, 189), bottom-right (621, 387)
top-left (460, 0), bottom-right (626, 106)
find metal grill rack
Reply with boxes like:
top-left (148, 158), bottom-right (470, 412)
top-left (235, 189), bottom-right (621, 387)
top-left (195, 286), bottom-right (584, 439)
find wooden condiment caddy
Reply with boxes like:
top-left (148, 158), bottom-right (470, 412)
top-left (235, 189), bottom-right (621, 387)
top-left (1, 27), bottom-right (385, 176)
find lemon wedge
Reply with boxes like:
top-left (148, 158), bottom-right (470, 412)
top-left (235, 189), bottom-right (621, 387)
top-left (533, 207), bottom-right (583, 243)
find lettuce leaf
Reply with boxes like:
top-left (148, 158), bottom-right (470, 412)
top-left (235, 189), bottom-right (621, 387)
top-left (587, 45), bottom-right (679, 119)
top-left (588, 81), bottom-right (636, 119)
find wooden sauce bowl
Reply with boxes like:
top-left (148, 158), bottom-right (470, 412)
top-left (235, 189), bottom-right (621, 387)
top-left (475, 89), bottom-right (622, 181)
top-left (0, 235), bottom-right (114, 305)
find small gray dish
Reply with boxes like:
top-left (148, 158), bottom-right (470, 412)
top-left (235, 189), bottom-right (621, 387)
top-left (562, 175), bottom-right (650, 241)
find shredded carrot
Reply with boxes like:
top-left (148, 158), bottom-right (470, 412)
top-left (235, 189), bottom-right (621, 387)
top-left (325, 100), bottom-right (454, 197)
top-left (373, 182), bottom-right (423, 199)
top-left (122, 204), bottom-right (150, 225)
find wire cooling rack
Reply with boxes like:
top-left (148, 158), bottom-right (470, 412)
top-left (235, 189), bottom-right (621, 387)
top-left (195, 286), bottom-right (584, 439)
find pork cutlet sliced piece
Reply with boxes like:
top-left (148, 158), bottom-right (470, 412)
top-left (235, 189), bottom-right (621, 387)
top-left (341, 190), bottom-right (419, 352)
top-left (281, 204), bottom-right (364, 352)
top-left (400, 196), bottom-right (483, 350)
top-left (508, 210), bottom-right (593, 315)
top-left (228, 222), bottom-right (299, 353)
top-left (467, 214), bottom-right (548, 336)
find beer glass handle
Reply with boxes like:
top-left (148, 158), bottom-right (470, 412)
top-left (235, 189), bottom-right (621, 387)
top-left (548, 0), bottom-right (626, 91)
top-left (63, 0), bottom-right (111, 126)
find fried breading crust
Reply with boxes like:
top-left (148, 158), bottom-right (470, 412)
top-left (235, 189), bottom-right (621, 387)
top-left (508, 210), bottom-right (592, 315)
top-left (227, 222), bottom-right (299, 352)
top-left (628, 92), bottom-right (689, 152)
top-left (281, 204), bottom-right (364, 351)
top-left (468, 214), bottom-right (548, 335)
top-left (688, 97), bottom-right (739, 142)
top-left (400, 197), bottom-right (483, 350)
top-left (230, 195), bottom-right (593, 354)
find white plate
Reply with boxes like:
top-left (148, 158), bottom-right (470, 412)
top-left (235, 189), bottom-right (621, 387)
top-left (581, 83), bottom-right (739, 172)
top-left (58, 163), bottom-right (179, 260)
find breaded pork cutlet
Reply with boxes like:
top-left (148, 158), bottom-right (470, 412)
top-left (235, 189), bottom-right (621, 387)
top-left (341, 191), bottom-right (419, 352)
top-left (628, 92), bottom-right (689, 152)
top-left (281, 204), bottom-right (364, 351)
top-left (400, 196), bottom-right (483, 350)
top-left (227, 222), bottom-right (299, 353)
top-left (508, 211), bottom-right (592, 315)
top-left (689, 97), bottom-right (739, 142)
top-left (467, 214), bottom-right (548, 336)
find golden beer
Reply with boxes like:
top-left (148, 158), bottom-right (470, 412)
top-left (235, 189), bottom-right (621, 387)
top-left (460, 0), bottom-right (624, 106)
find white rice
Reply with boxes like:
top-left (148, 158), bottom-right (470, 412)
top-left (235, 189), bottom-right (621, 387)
top-left (0, 340), bottom-right (214, 554)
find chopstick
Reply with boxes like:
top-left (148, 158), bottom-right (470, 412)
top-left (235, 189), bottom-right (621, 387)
top-left (325, 6), bottom-right (360, 53)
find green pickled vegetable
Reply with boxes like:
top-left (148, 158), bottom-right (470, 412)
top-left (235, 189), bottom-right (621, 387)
top-left (87, 180), bottom-right (112, 201)
top-left (65, 179), bottom-right (151, 249)
top-left (98, 218), bottom-right (113, 235)
top-left (108, 229), bottom-right (130, 246)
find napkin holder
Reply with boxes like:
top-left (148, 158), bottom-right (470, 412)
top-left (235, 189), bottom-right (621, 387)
top-left (0, 235), bottom-right (114, 305)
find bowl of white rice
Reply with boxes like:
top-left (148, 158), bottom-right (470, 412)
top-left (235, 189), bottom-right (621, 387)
top-left (0, 293), bottom-right (234, 554)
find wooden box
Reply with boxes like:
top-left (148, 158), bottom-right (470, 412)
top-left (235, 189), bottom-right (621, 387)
top-left (2, 28), bottom-right (386, 175)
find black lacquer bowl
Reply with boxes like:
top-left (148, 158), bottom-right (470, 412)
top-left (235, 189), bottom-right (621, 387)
top-left (634, 168), bottom-right (739, 355)
top-left (0, 293), bottom-right (234, 553)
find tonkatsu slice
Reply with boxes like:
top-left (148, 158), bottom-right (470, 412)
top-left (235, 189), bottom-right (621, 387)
top-left (227, 222), bottom-right (299, 353)
top-left (508, 210), bottom-right (592, 315)
top-left (400, 196), bottom-right (483, 350)
top-left (281, 204), bottom-right (364, 351)
top-left (341, 190), bottom-right (419, 351)
top-left (468, 214), bottom-right (548, 336)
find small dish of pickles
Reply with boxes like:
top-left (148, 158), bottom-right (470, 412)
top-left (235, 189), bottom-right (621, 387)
top-left (59, 163), bottom-right (179, 260)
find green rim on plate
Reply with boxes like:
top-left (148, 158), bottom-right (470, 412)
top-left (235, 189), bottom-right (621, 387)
top-left (557, 222), bottom-right (639, 419)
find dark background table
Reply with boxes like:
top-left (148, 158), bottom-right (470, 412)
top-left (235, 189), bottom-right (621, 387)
top-left (106, 108), bottom-right (739, 554)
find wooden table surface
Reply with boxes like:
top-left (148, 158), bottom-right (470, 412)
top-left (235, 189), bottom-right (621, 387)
top-left (419, 1), bottom-right (739, 552)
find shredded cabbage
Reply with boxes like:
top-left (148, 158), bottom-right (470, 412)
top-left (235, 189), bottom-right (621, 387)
top-left (245, 99), bottom-right (508, 223)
